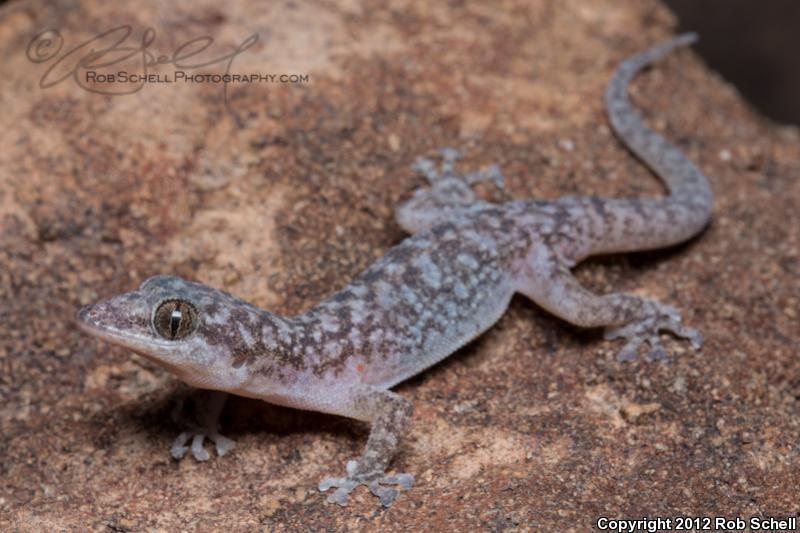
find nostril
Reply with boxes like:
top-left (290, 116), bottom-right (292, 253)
top-left (76, 304), bottom-right (96, 323)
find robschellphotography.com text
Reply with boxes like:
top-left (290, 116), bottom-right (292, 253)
top-left (596, 515), bottom-right (797, 532)
top-left (85, 71), bottom-right (309, 84)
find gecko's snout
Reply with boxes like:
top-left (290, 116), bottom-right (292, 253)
top-left (75, 302), bottom-right (117, 336)
top-left (75, 304), bottom-right (99, 331)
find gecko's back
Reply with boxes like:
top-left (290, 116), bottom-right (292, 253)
top-left (304, 213), bottom-right (520, 388)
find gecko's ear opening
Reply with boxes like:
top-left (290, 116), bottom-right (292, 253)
top-left (152, 299), bottom-right (199, 340)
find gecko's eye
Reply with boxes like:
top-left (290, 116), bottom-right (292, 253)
top-left (153, 300), bottom-right (198, 340)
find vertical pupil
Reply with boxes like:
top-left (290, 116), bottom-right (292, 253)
top-left (169, 308), bottom-right (182, 337)
top-left (154, 300), bottom-right (196, 340)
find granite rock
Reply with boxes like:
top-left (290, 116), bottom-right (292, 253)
top-left (1, 0), bottom-right (798, 531)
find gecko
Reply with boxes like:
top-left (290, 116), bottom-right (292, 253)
top-left (76, 34), bottom-right (713, 507)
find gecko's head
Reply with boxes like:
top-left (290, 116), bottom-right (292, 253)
top-left (76, 275), bottom-right (252, 391)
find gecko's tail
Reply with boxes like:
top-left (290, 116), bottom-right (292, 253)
top-left (604, 33), bottom-right (713, 235)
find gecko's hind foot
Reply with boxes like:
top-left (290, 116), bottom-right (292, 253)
top-left (464, 163), bottom-right (505, 189)
top-left (170, 429), bottom-right (236, 461)
top-left (437, 147), bottom-right (463, 177)
top-left (412, 156), bottom-right (441, 183)
top-left (604, 301), bottom-right (704, 362)
top-left (412, 147), bottom-right (504, 189)
top-left (412, 147), bottom-right (462, 184)
top-left (318, 459), bottom-right (414, 507)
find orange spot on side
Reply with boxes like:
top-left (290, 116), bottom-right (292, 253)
top-left (356, 363), bottom-right (365, 373)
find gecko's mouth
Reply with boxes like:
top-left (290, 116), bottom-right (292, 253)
top-left (76, 304), bottom-right (126, 345)
top-left (75, 303), bottom-right (153, 349)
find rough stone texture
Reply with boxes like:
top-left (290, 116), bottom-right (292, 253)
top-left (1, 0), bottom-right (798, 531)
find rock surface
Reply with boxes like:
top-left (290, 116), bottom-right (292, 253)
top-left (1, 0), bottom-right (798, 531)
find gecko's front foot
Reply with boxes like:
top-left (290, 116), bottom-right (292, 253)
top-left (318, 459), bottom-right (414, 507)
top-left (169, 392), bottom-right (235, 461)
top-left (604, 300), bottom-right (704, 362)
top-left (170, 428), bottom-right (236, 461)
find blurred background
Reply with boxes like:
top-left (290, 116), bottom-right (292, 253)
top-left (2, 0), bottom-right (799, 125)
top-left (665, 0), bottom-right (800, 126)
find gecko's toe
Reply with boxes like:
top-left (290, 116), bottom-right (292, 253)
top-left (170, 431), bottom-right (192, 460)
top-left (439, 147), bottom-right (463, 175)
top-left (412, 157), bottom-right (433, 169)
top-left (210, 432), bottom-right (236, 456)
top-left (382, 472), bottom-right (414, 489)
top-left (439, 147), bottom-right (462, 161)
top-left (191, 434), bottom-right (211, 461)
top-left (487, 164), bottom-right (505, 189)
top-left (327, 486), bottom-right (354, 506)
top-left (319, 476), bottom-right (358, 506)
top-left (644, 336), bottom-right (669, 362)
top-left (412, 157), bottom-right (438, 182)
top-left (615, 337), bottom-right (642, 362)
top-left (368, 482), bottom-right (398, 507)
top-left (677, 326), bottom-right (704, 350)
top-left (655, 313), bottom-right (705, 352)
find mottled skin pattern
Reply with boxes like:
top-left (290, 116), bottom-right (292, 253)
top-left (76, 35), bottom-right (713, 507)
